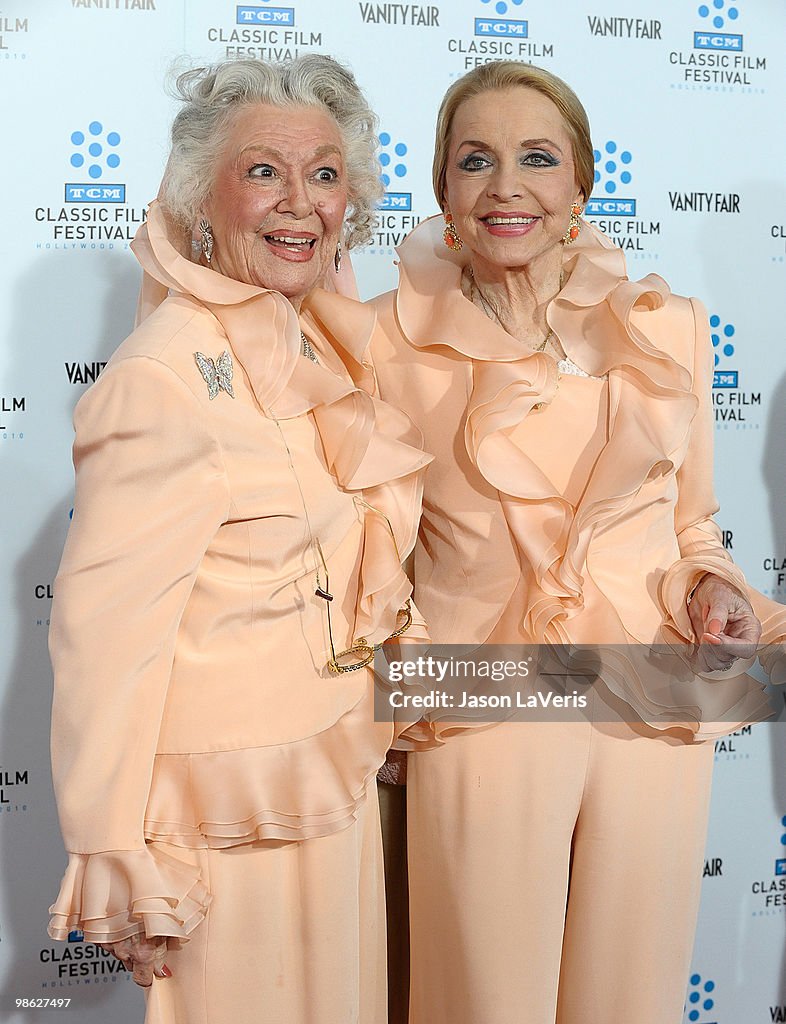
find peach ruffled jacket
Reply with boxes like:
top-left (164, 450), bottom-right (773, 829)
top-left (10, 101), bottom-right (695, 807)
top-left (48, 202), bottom-right (431, 943)
top-left (371, 216), bottom-right (786, 743)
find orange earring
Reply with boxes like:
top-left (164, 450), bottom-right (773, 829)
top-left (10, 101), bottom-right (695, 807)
top-left (562, 203), bottom-right (582, 245)
top-left (443, 212), bottom-right (463, 251)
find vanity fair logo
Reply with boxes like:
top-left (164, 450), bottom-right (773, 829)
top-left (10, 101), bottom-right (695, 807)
top-left (66, 361), bottom-right (107, 385)
top-left (446, 0), bottom-right (554, 74)
top-left (70, 0), bottom-right (156, 9)
top-left (0, 766), bottom-right (30, 814)
top-left (369, 132), bottom-right (422, 255)
top-left (584, 141), bottom-right (661, 259)
top-left (684, 973), bottom-right (718, 1024)
top-left (206, 0), bottom-right (323, 60)
top-left (668, 191), bottom-right (740, 215)
top-left (709, 313), bottom-right (762, 430)
top-left (357, 3), bottom-right (440, 26)
top-left (34, 121), bottom-right (146, 250)
top-left (750, 815), bottom-right (786, 916)
top-left (0, 11), bottom-right (29, 58)
top-left (669, 2), bottom-right (767, 92)
top-left (586, 14), bottom-right (662, 39)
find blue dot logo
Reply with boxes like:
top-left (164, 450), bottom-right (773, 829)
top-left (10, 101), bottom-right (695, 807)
top-left (69, 121), bottom-right (121, 179)
top-left (698, 0), bottom-right (739, 30)
top-left (479, 0), bottom-right (523, 15)
top-left (593, 141), bottom-right (633, 195)
top-left (709, 314), bottom-right (735, 367)
top-left (379, 132), bottom-right (408, 188)
top-left (685, 974), bottom-right (716, 1022)
top-left (780, 813), bottom-right (786, 845)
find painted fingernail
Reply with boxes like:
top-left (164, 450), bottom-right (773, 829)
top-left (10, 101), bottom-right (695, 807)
top-left (161, 965), bottom-right (172, 978)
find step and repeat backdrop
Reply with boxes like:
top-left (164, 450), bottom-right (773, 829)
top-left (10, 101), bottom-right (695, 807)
top-left (2, 0), bottom-right (785, 1021)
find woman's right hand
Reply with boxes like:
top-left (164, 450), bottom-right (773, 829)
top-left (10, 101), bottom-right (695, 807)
top-left (100, 934), bottom-right (171, 987)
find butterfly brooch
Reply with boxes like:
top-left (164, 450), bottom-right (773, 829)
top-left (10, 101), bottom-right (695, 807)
top-left (194, 350), bottom-right (235, 400)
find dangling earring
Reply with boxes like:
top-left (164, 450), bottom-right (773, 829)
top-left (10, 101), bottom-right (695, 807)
top-left (562, 203), bottom-right (582, 245)
top-left (443, 212), bottom-right (463, 251)
top-left (334, 241), bottom-right (342, 273)
top-left (199, 218), bottom-right (214, 264)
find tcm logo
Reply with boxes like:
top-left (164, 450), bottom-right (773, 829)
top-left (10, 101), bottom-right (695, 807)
top-left (776, 814), bottom-right (786, 876)
top-left (585, 141), bottom-right (635, 217)
top-left (66, 121), bottom-right (125, 203)
top-left (695, 0), bottom-right (741, 50)
top-left (378, 132), bottom-right (411, 212)
top-left (475, 0), bottom-right (527, 37)
top-left (67, 930), bottom-right (84, 942)
top-left (237, 3), bottom-right (295, 26)
top-left (65, 185), bottom-right (125, 203)
top-left (709, 314), bottom-right (738, 388)
top-left (684, 973), bottom-right (718, 1023)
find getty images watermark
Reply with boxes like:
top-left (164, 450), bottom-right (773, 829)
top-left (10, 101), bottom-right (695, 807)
top-left (373, 643), bottom-right (784, 727)
top-left (385, 652), bottom-right (587, 711)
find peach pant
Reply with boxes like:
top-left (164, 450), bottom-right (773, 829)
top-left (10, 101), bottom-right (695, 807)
top-left (407, 713), bottom-right (715, 1024)
top-left (145, 778), bottom-right (386, 1024)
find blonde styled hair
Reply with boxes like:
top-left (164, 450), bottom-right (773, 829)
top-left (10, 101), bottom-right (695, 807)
top-left (432, 61), bottom-right (594, 209)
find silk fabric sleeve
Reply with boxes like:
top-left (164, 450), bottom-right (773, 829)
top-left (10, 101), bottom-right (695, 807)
top-left (659, 298), bottom-right (748, 642)
top-left (48, 356), bottom-right (229, 940)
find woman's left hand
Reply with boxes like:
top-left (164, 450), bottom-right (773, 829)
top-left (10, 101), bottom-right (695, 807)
top-left (99, 934), bottom-right (171, 987)
top-left (688, 574), bottom-right (762, 672)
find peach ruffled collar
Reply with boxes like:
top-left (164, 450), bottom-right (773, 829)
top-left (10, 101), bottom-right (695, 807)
top-left (132, 201), bottom-right (431, 643)
top-left (393, 217), bottom-right (723, 730)
top-left (395, 214), bottom-right (687, 386)
top-left (131, 201), bottom-right (377, 421)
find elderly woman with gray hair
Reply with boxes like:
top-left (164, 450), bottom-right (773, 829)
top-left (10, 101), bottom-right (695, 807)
top-left (47, 55), bottom-right (429, 1023)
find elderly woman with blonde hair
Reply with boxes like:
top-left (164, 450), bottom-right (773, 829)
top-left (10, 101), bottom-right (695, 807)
top-left (47, 55), bottom-right (429, 1024)
top-left (371, 60), bottom-right (785, 1024)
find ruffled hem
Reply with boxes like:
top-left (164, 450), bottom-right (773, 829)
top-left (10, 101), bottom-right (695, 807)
top-left (48, 846), bottom-right (210, 943)
top-left (144, 693), bottom-right (392, 847)
top-left (392, 669), bottom-right (772, 746)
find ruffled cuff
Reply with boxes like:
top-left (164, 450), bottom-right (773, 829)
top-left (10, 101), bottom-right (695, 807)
top-left (660, 555), bottom-right (748, 643)
top-left (48, 845), bottom-right (210, 943)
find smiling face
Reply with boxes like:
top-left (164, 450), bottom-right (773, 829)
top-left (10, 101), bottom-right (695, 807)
top-left (443, 86), bottom-right (583, 275)
top-left (203, 102), bottom-right (348, 306)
